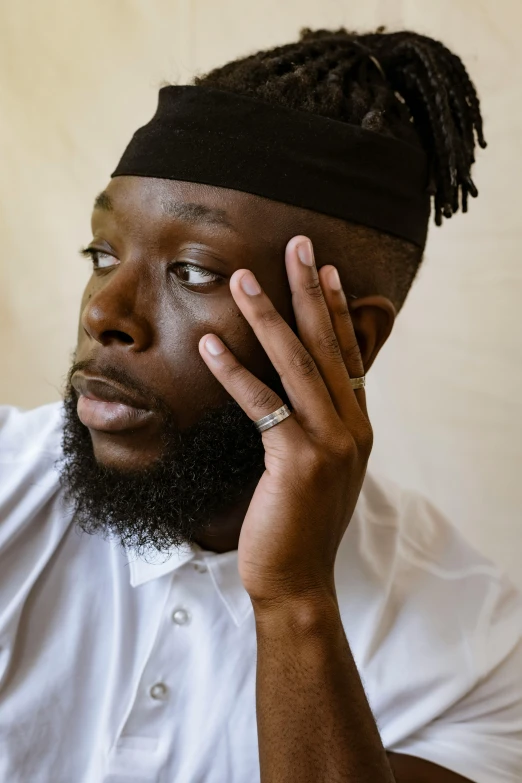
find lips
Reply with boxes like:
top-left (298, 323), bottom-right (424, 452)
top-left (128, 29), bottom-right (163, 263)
top-left (71, 373), bottom-right (154, 433)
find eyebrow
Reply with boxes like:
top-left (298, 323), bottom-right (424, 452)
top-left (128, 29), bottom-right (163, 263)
top-left (160, 197), bottom-right (236, 231)
top-left (93, 191), bottom-right (236, 231)
top-left (93, 191), bottom-right (113, 211)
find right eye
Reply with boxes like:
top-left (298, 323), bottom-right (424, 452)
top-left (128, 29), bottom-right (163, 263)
top-left (80, 247), bottom-right (119, 270)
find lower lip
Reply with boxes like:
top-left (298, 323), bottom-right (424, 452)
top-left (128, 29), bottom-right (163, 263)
top-left (77, 395), bottom-right (154, 433)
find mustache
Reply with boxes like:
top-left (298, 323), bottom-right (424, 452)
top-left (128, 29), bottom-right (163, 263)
top-left (65, 357), bottom-right (169, 416)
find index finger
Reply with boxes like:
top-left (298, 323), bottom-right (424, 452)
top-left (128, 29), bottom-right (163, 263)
top-left (229, 269), bottom-right (339, 436)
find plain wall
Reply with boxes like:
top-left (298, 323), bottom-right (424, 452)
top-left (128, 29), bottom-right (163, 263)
top-left (1, 0), bottom-right (521, 587)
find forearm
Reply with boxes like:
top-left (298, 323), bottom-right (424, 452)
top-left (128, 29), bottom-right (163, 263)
top-left (254, 591), bottom-right (396, 783)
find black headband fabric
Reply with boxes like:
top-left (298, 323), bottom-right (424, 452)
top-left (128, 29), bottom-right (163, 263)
top-left (112, 85), bottom-right (431, 247)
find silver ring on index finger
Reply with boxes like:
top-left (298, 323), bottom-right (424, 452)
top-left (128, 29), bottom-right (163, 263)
top-left (254, 404), bottom-right (292, 433)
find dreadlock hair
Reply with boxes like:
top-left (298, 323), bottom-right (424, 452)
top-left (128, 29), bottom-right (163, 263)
top-left (195, 28), bottom-right (486, 309)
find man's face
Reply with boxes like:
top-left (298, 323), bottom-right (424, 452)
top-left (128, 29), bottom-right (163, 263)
top-left (62, 176), bottom-right (355, 553)
top-left (73, 176), bottom-right (306, 470)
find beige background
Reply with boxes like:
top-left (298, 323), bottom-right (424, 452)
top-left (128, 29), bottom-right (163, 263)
top-left (1, 1), bottom-right (521, 587)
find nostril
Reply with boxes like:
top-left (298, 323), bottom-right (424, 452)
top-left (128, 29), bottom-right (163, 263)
top-left (102, 330), bottom-right (134, 345)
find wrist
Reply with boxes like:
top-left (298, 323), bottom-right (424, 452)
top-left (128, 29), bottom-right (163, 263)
top-left (252, 588), bottom-right (341, 637)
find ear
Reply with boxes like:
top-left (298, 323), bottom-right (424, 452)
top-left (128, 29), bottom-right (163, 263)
top-left (348, 295), bottom-right (396, 373)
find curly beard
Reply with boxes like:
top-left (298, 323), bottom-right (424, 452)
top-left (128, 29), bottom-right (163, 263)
top-left (57, 368), bottom-right (265, 559)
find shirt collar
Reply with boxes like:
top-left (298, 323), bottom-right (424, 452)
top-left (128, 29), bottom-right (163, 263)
top-left (127, 542), bottom-right (196, 586)
top-left (126, 542), bottom-right (253, 627)
top-left (203, 548), bottom-right (253, 627)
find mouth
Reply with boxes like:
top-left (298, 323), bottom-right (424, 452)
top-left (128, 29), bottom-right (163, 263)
top-left (71, 373), bottom-right (155, 433)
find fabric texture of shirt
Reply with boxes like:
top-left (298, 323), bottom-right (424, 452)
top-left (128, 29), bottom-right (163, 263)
top-left (0, 402), bottom-right (521, 783)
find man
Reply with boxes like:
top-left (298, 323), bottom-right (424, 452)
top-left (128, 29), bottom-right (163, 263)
top-left (0, 27), bottom-right (520, 783)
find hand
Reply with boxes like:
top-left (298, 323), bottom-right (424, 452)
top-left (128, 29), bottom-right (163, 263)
top-left (198, 236), bottom-right (373, 606)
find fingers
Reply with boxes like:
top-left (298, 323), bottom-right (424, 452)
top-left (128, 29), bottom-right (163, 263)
top-left (318, 264), bottom-right (368, 416)
top-left (227, 267), bottom-right (337, 434)
top-left (285, 236), bottom-right (364, 420)
top-left (198, 333), bottom-right (302, 440)
top-left (199, 235), bottom-right (369, 442)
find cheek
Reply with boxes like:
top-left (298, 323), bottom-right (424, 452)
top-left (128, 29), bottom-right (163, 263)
top-left (152, 299), bottom-right (245, 422)
top-left (213, 305), bottom-right (282, 396)
top-left (179, 282), bottom-right (290, 400)
top-left (227, 310), bottom-right (275, 381)
top-left (158, 297), bottom-right (278, 421)
top-left (76, 280), bottom-right (96, 347)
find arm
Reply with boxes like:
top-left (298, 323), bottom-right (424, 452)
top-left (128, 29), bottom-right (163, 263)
top-left (198, 236), bottom-right (477, 783)
top-left (255, 596), bottom-right (471, 783)
top-left (254, 593), bottom-right (473, 783)
top-left (388, 753), bottom-right (474, 782)
top-left (254, 591), bottom-right (395, 783)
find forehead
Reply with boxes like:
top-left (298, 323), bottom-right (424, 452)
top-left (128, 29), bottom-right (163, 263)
top-left (96, 176), bottom-right (348, 258)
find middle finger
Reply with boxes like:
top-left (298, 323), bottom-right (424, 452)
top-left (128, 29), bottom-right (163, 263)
top-left (229, 268), bottom-right (338, 433)
top-left (285, 236), bottom-right (356, 416)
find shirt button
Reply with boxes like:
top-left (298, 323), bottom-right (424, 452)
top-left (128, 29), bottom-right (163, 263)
top-left (172, 608), bottom-right (191, 625)
top-left (150, 682), bottom-right (168, 701)
top-left (193, 562), bottom-right (208, 573)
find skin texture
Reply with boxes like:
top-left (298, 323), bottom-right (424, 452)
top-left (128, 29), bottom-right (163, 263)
top-left (75, 175), bottom-right (473, 782)
top-left (76, 176), bottom-right (393, 550)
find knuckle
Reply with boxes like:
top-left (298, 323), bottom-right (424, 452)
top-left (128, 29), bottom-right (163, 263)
top-left (332, 434), bottom-right (355, 460)
top-left (336, 301), bottom-right (351, 319)
top-left (288, 344), bottom-right (319, 381)
top-left (302, 278), bottom-right (324, 301)
top-left (259, 307), bottom-right (281, 328)
top-left (342, 339), bottom-right (361, 363)
top-left (249, 384), bottom-right (280, 412)
top-left (223, 361), bottom-right (246, 382)
top-left (356, 421), bottom-right (374, 453)
top-left (317, 329), bottom-right (343, 362)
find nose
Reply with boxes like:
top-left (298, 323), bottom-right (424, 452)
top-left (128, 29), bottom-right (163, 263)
top-left (81, 266), bottom-right (154, 351)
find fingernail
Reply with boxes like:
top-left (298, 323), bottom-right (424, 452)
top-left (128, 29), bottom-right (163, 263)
top-left (240, 271), bottom-right (262, 296)
top-left (296, 240), bottom-right (314, 266)
top-left (328, 267), bottom-right (342, 291)
top-left (205, 335), bottom-right (225, 356)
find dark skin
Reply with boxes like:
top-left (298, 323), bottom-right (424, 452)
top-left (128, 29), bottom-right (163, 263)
top-left (76, 176), bottom-right (473, 783)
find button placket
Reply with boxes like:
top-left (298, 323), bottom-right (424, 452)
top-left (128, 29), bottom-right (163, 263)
top-left (114, 561), bottom-right (213, 764)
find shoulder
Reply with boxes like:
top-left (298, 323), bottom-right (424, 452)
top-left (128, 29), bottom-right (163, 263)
top-left (338, 469), bottom-right (508, 597)
top-left (0, 400), bottom-right (64, 461)
top-left (0, 400), bottom-right (72, 559)
top-left (336, 470), bottom-right (522, 782)
top-left (337, 469), bottom-right (521, 660)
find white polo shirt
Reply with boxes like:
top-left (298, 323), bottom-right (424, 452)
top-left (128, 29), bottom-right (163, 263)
top-left (0, 402), bottom-right (521, 783)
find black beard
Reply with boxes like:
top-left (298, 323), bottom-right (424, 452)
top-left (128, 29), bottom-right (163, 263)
top-left (57, 377), bottom-right (265, 557)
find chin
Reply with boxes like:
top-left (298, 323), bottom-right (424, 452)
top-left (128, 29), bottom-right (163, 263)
top-left (89, 429), bottom-right (164, 472)
top-left (59, 381), bottom-right (266, 555)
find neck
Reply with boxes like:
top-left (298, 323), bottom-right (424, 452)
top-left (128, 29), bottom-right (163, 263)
top-left (192, 477), bottom-right (257, 553)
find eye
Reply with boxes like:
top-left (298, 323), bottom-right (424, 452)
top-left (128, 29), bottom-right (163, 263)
top-left (80, 247), bottom-right (119, 270)
top-left (171, 262), bottom-right (222, 287)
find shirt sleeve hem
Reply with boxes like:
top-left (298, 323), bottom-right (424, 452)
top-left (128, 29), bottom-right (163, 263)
top-left (388, 737), bottom-right (521, 783)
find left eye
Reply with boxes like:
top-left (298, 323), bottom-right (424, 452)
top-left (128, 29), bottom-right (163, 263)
top-left (172, 262), bottom-right (220, 286)
top-left (93, 251), bottom-right (117, 269)
top-left (81, 248), bottom-right (119, 270)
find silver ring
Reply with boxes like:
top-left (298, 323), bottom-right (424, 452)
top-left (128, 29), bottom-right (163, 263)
top-left (351, 376), bottom-right (366, 390)
top-left (254, 404), bottom-right (292, 433)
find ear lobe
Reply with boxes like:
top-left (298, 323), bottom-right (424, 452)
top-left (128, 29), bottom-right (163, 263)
top-left (347, 295), bottom-right (396, 373)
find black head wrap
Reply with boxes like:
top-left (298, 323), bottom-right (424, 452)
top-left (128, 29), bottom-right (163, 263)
top-left (112, 85), bottom-right (431, 247)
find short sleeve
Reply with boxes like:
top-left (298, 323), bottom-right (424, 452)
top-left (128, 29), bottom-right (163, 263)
top-left (0, 403), bottom-right (72, 613)
top-left (390, 571), bottom-right (522, 783)
top-left (341, 473), bottom-right (522, 783)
